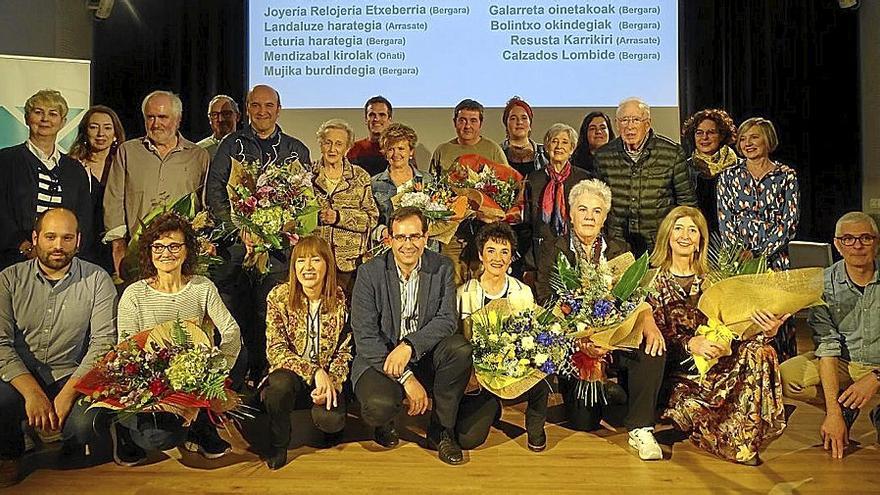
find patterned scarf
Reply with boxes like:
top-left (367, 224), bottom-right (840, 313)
top-left (692, 145), bottom-right (737, 177)
top-left (541, 161), bottom-right (572, 235)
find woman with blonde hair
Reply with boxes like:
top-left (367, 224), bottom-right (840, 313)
top-left (262, 235), bottom-right (352, 469)
top-left (648, 206), bottom-right (789, 465)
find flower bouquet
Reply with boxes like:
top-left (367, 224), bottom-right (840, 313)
top-left (75, 319), bottom-right (242, 425)
top-left (470, 299), bottom-right (572, 399)
top-left (391, 180), bottom-right (472, 244)
top-left (444, 154), bottom-right (524, 224)
top-left (119, 193), bottom-right (224, 284)
top-left (551, 251), bottom-right (653, 404)
top-left (225, 158), bottom-right (320, 274)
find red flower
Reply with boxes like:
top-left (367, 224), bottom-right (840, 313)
top-left (571, 351), bottom-right (605, 381)
top-left (149, 378), bottom-right (168, 396)
top-left (157, 348), bottom-right (171, 362)
top-left (482, 184), bottom-right (499, 195)
top-left (123, 362), bottom-right (140, 376)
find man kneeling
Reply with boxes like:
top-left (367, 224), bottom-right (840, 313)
top-left (351, 206), bottom-right (472, 465)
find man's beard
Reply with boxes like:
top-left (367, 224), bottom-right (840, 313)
top-left (37, 247), bottom-right (76, 270)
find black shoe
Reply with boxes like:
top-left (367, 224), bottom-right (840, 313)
top-left (265, 446), bottom-right (288, 470)
top-left (870, 406), bottom-right (880, 443)
top-left (527, 428), bottom-right (547, 452)
top-left (428, 429), bottom-right (464, 465)
top-left (184, 425), bottom-right (231, 459)
top-left (841, 406), bottom-right (860, 433)
top-left (110, 423), bottom-right (147, 467)
top-left (320, 431), bottom-right (344, 448)
top-left (373, 424), bottom-right (399, 449)
top-left (0, 458), bottom-right (20, 488)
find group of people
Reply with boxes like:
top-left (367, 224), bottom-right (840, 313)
top-left (0, 84), bottom-right (876, 485)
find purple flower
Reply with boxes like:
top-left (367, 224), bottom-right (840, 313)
top-left (536, 332), bottom-right (553, 346)
top-left (593, 299), bottom-right (614, 318)
top-left (540, 360), bottom-right (557, 375)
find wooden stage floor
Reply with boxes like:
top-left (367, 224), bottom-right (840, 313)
top-left (7, 393), bottom-right (880, 495)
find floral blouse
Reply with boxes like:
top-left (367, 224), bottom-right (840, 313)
top-left (716, 160), bottom-right (799, 270)
top-left (647, 271), bottom-right (708, 367)
top-left (265, 283), bottom-right (352, 391)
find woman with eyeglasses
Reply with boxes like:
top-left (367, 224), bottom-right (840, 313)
top-left (312, 119), bottom-right (379, 297)
top-left (112, 212), bottom-right (241, 466)
top-left (680, 109), bottom-right (737, 234)
top-left (717, 117), bottom-right (800, 359)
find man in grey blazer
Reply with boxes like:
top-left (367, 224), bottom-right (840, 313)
top-left (351, 206), bottom-right (472, 465)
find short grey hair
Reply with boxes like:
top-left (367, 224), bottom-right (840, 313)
top-left (543, 123), bottom-right (578, 150)
top-left (316, 118), bottom-right (354, 148)
top-left (835, 211), bottom-right (879, 236)
top-left (616, 97), bottom-right (651, 119)
top-left (207, 94), bottom-right (239, 115)
top-left (141, 90), bottom-right (183, 119)
top-left (568, 178), bottom-right (612, 212)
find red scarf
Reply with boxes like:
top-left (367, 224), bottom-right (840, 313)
top-left (541, 161), bottom-right (572, 235)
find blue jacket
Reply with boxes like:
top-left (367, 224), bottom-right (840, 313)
top-left (350, 248), bottom-right (457, 387)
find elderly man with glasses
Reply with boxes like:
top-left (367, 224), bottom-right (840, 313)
top-left (350, 206), bottom-right (472, 465)
top-left (593, 97), bottom-right (696, 255)
top-left (197, 95), bottom-right (240, 159)
top-left (781, 211), bottom-right (880, 459)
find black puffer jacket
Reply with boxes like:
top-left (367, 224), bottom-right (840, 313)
top-left (594, 132), bottom-right (696, 255)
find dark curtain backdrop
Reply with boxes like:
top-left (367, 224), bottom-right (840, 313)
top-left (92, 0), bottom-right (245, 143)
top-left (679, 0), bottom-right (861, 242)
top-left (92, 0), bottom-right (861, 242)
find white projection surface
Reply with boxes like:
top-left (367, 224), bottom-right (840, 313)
top-left (248, 0), bottom-right (679, 109)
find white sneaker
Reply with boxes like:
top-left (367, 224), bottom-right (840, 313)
top-left (628, 427), bottom-right (663, 460)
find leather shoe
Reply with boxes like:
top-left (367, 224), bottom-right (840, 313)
top-left (374, 424), bottom-right (399, 448)
top-left (429, 429), bottom-right (464, 465)
top-left (265, 446), bottom-right (288, 470)
top-left (527, 428), bottom-right (547, 452)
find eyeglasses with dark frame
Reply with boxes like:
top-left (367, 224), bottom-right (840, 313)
top-left (150, 242), bottom-right (185, 254)
top-left (391, 233), bottom-right (425, 244)
top-left (835, 234), bottom-right (878, 247)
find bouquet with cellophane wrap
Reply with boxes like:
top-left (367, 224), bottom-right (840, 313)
top-left (444, 154), bottom-right (524, 224)
top-left (470, 299), bottom-right (573, 399)
top-left (75, 319), bottom-right (244, 425)
top-left (225, 157), bottom-right (319, 273)
top-left (551, 252), bottom-right (653, 404)
top-left (391, 180), bottom-right (473, 244)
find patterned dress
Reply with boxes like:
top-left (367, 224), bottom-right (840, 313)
top-left (716, 159), bottom-right (799, 359)
top-left (649, 272), bottom-right (786, 463)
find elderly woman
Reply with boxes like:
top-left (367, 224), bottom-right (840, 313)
top-left (312, 119), bottom-right (379, 296)
top-left (524, 123), bottom-right (592, 267)
top-left (716, 117), bottom-right (799, 358)
top-left (648, 206), bottom-right (789, 465)
top-left (68, 105), bottom-right (127, 273)
top-left (680, 109), bottom-right (737, 233)
top-left (571, 111), bottom-right (614, 175)
top-left (113, 212), bottom-right (241, 466)
top-left (535, 179), bottom-right (667, 462)
top-left (0, 89), bottom-right (93, 270)
top-left (262, 236), bottom-right (352, 469)
top-left (371, 122), bottom-right (433, 238)
top-left (454, 222), bottom-right (548, 451)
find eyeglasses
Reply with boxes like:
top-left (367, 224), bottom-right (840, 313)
top-left (391, 233), bottom-right (425, 244)
top-left (208, 110), bottom-right (236, 120)
top-left (617, 117), bottom-right (646, 126)
top-left (694, 129), bottom-right (719, 138)
top-left (151, 242), bottom-right (185, 254)
top-left (835, 234), bottom-right (878, 246)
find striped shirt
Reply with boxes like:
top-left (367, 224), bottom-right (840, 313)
top-left (117, 275), bottom-right (241, 368)
top-left (26, 140), bottom-right (63, 213)
top-left (397, 259), bottom-right (421, 341)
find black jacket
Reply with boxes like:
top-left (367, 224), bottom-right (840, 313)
top-left (0, 143), bottom-right (94, 270)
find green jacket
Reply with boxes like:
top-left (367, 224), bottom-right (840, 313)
top-left (594, 132), bottom-right (696, 254)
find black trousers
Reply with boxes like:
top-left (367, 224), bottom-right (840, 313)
top-left (562, 346), bottom-right (666, 431)
top-left (211, 243), bottom-right (288, 380)
top-left (455, 380), bottom-right (551, 450)
top-left (262, 369), bottom-right (347, 449)
top-left (119, 409), bottom-right (219, 452)
top-left (0, 375), bottom-right (109, 459)
top-left (354, 334), bottom-right (472, 433)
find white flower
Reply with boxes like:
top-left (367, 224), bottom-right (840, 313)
top-left (488, 333), bottom-right (499, 342)
top-left (533, 353), bottom-right (548, 366)
top-left (521, 336), bottom-right (535, 351)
